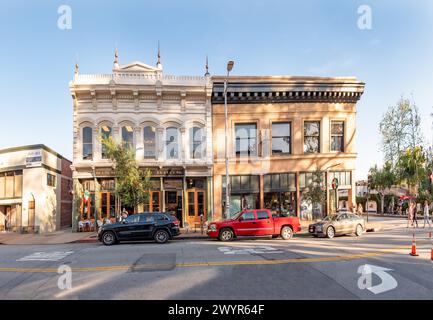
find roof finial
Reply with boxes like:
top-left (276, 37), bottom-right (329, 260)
top-left (113, 47), bottom-right (119, 69)
top-left (204, 55), bottom-right (210, 76)
top-left (74, 54), bottom-right (79, 75)
top-left (156, 41), bottom-right (163, 70)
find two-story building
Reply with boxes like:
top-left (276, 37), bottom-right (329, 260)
top-left (69, 50), bottom-right (213, 229)
top-left (0, 145), bottom-right (72, 233)
top-left (211, 76), bottom-right (365, 220)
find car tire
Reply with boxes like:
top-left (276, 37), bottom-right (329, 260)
top-left (102, 231), bottom-right (116, 246)
top-left (326, 226), bottom-right (335, 239)
top-left (154, 229), bottom-right (170, 244)
top-left (355, 224), bottom-right (363, 237)
top-left (219, 228), bottom-right (234, 242)
top-left (281, 226), bottom-right (293, 240)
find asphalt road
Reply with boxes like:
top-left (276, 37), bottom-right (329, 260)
top-left (0, 222), bottom-right (432, 300)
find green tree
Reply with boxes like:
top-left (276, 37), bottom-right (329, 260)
top-left (368, 162), bottom-right (397, 213)
top-left (396, 146), bottom-right (426, 197)
top-left (379, 96), bottom-right (424, 165)
top-left (303, 168), bottom-right (327, 219)
top-left (101, 136), bottom-right (152, 213)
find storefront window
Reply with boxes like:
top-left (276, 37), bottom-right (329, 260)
top-left (166, 127), bottom-right (179, 159)
top-left (330, 171), bottom-right (352, 186)
top-left (190, 126), bottom-right (205, 159)
top-left (101, 126), bottom-right (112, 159)
top-left (82, 127), bottom-right (93, 160)
top-left (331, 121), bottom-right (344, 152)
top-left (304, 121), bottom-right (320, 154)
top-left (122, 126), bottom-right (134, 151)
top-left (264, 173), bottom-right (296, 216)
top-left (0, 171), bottom-right (22, 199)
top-left (272, 122), bottom-right (291, 155)
top-left (144, 126), bottom-right (156, 159)
top-left (235, 123), bottom-right (257, 157)
top-left (222, 175), bottom-right (260, 216)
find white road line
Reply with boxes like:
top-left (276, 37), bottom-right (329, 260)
top-left (218, 246), bottom-right (284, 254)
top-left (17, 251), bottom-right (74, 262)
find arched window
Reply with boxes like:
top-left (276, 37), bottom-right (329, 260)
top-left (166, 127), bottom-right (179, 160)
top-left (143, 125), bottom-right (156, 159)
top-left (122, 126), bottom-right (134, 151)
top-left (100, 125), bottom-right (112, 159)
top-left (82, 127), bottom-right (93, 160)
top-left (190, 126), bottom-right (205, 159)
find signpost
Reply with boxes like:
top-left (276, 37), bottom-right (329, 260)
top-left (332, 178), bottom-right (339, 213)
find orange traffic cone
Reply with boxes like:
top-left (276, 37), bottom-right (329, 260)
top-left (410, 233), bottom-right (419, 256)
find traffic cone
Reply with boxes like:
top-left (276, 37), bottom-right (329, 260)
top-left (410, 233), bottom-right (419, 256)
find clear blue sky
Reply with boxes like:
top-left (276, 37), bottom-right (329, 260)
top-left (1, 0), bottom-right (432, 180)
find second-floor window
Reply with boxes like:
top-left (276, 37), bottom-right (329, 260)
top-left (166, 127), bottom-right (179, 159)
top-left (143, 126), bottom-right (156, 159)
top-left (304, 121), bottom-right (320, 154)
top-left (122, 126), bottom-right (134, 151)
top-left (190, 126), bottom-right (205, 159)
top-left (235, 123), bottom-right (257, 157)
top-left (47, 173), bottom-right (56, 187)
top-left (331, 121), bottom-right (344, 152)
top-left (101, 126), bottom-right (112, 159)
top-left (82, 127), bottom-right (93, 160)
top-left (272, 122), bottom-right (291, 155)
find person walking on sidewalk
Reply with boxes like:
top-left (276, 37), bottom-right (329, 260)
top-left (407, 202), bottom-right (414, 228)
top-left (412, 202), bottom-right (419, 228)
top-left (423, 200), bottom-right (431, 228)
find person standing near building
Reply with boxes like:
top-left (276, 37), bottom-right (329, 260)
top-left (121, 208), bottom-right (128, 221)
top-left (423, 200), bottom-right (431, 228)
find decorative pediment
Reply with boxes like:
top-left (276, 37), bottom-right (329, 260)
top-left (115, 61), bottom-right (161, 73)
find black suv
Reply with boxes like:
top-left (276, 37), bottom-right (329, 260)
top-left (98, 212), bottom-right (180, 245)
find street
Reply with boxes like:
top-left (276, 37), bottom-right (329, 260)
top-left (0, 218), bottom-right (432, 300)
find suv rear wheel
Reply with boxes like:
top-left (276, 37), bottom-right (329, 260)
top-left (154, 229), bottom-right (170, 244)
top-left (281, 226), bottom-right (293, 240)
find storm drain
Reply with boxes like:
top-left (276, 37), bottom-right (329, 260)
top-left (128, 253), bottom-right (176, 272)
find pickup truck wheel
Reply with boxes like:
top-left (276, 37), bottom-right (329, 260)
top-left (281, 226), bottom-right (293, 240)
top-left (154, 230), bottom-right (169, 244)
top-left (102, 231), bottom-right (116, 246)
top-left (355, 224), bottom-right (363, 237)
top-left (219, 228), bottom-right (234, 242)
top-left (326, 226), bottom-right (335, 239)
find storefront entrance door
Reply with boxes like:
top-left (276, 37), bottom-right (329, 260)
top-left (186, 189), bottom-right (206, 228)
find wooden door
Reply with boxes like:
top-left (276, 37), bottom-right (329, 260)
top-left (186, 189), bottom-right (206, 227)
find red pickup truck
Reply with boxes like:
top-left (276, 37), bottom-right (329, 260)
top-left (206, 209), bottom-right (301, 241)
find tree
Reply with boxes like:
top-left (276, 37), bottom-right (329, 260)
top-left (101, 136), bottom-right (152, 213)
top-left (396, 146), bottom-right (426, 197)
top-left (368, 162), bottom-right (397, 213)
top-left (303, 168), bottom-right (327, 219)
top-left (379, 96), bottom-right (424, 165)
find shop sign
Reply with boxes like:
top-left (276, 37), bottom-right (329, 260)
top-left (26, 150), bottom-right (42, 167)
top-left (144, 167), bottom-right (185, 177)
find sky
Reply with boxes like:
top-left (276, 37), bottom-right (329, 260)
top-left (0, 0), bottom-right (432, 180)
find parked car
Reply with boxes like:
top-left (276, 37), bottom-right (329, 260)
top-left (308, 212), bottom-right (365, 239)
top-left (98, 212), bottom-right (180, 245)
top-left (207, 209), bottom-right (301, 241)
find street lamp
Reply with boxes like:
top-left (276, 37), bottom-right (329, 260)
top-left (224, 60), bottom-right (234, 220)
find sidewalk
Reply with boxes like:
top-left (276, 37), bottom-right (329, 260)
top-left (0, 217), bottom-right (407, 245)
top-left (0, 230), bottom-right (94, 245)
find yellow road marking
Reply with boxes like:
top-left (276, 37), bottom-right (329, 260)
top-left (0, 245), bottom-right (411, 273)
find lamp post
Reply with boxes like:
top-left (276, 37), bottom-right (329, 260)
top-left (224, 60), bottom-right (234, 220)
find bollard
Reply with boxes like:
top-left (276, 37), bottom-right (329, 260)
top-left (410, 232), bottom-right (419, 257)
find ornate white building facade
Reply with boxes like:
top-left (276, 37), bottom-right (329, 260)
top-left (69, 50), bottom-right (213, 229)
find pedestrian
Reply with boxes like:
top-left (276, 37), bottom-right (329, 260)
top-left (407, 202), bottom-right (414, 228)
top-left (121, 208), bottom-right (128, 220)
top-left (357, 203), bottom-right (363, 216)
top-left (423, 200), bottom-right (431, 228)
top-left (5, 216), bottom-right (10, 232)
top-left (412, 202), bottom-right (419, 228)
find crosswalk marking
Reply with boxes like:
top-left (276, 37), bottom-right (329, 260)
top-left (17, 251), bottom-right (74, 262)
top-left (218, 246), bottom-right (283, 255)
